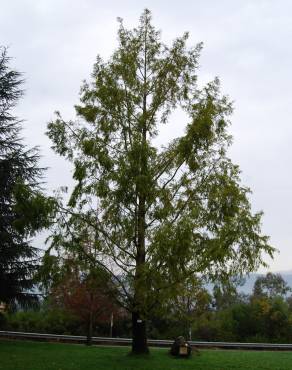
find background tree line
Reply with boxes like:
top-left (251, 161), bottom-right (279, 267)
top-left (2, 272), bottom-right (292, 344)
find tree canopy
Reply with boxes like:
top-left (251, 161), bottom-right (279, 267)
top-left (47, 9), bottom-right (274, 353)
top-left (253, 272), bottom-right (291, 299)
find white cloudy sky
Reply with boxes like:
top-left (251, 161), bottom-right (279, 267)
top-left (1, 0), bottom-right (291, 272)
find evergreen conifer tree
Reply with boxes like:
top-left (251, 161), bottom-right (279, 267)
top-left (0, 47), bottom-right (53, 308)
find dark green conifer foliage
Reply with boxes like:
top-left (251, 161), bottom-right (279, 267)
top-left (47, 10), bottom-right (274, 353)
top-left (0, 47), bottom-right (53, 308)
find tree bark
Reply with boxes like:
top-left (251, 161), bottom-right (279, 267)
top-left (131, 137), bottom-right (148, 354)
top-left (131, 311), bottom-right (149, 354)
top-left (131, 191), bottom-right (149, 354)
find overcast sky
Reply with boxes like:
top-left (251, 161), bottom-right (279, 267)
top-left (1, 0), bottom-right (291, 273)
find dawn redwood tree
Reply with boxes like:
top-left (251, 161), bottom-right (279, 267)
top-left (47, 10), bottom-right (274, 354)
top-left (0, 47), bottom-right (53, 308)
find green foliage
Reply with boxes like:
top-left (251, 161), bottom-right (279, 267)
top-left (253, 272), bottom-right (291, 299)
top-left (213, 275), bottom-right (247, 311)
top-left (150, 273), bottom-right (292, 343)
top-left (2, 305), bottom-right (130, 338)
top-left (3, 308), bottom-right (81, 335)
top-left (0, 47), bottom-right (55, 308)
top-left (197, 274), bottom-right (292, 343)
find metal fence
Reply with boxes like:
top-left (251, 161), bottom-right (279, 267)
top-left (1, 331), bottom-right (292, 350)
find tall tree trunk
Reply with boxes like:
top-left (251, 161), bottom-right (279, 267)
top-left (132, 311), bottom-right (148, 354)
top-left (131, 25), bottom-right (149, 355)
top-left (131, 192), bottom-right (149, 354)
top-left (132, 131), bottom-right (148, 354)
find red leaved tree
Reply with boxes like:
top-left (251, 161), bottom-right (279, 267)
top-left (52, 265), bottom-right (120, 345)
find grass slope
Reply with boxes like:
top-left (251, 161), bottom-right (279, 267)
top-left (1, 340), bottom-right (292, 370)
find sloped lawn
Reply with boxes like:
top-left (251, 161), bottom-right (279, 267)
top-left (1, 340), bottom-right (292, 370)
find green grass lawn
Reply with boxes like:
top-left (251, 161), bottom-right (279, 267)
top-left (1, 340), bottom-right (292, 370)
